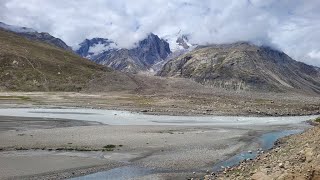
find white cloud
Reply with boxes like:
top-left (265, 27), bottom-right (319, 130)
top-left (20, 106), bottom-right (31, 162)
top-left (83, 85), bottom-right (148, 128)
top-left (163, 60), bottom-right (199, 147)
top-left (87, 42), bottom-right (118, 57)
top-left (308, 50), bottom-right (320, 59)
top-left (0, 0), bottom-right (320, 66)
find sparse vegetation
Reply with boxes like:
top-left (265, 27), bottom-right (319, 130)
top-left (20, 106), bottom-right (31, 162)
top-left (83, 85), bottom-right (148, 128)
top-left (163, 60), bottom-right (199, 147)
top-left (0, 29), bottom-right (135, 92)
top-left (103, 144), bottom-right (116, 149)
top-left (0, 96), bottom-right (31, 100)
top-left (54, 147), bottom-right (100, 151)
top-left (103, 144), bottom-right (117, 151)
top-left (315, 117), bottom-right (320, 123)
top-left (103, 148), bottom-right (114, 152)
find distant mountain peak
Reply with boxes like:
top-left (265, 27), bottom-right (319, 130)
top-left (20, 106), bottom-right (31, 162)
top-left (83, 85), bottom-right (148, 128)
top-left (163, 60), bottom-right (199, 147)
top-left (162, 31), bottom-right (195, 52)
top-left (76, 38), bottom-right (119, 59)
top-left (76, 34), bottom-right (171, 73)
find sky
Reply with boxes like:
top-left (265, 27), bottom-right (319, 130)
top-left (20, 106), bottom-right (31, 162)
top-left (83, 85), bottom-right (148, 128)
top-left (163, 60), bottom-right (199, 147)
top-left (0, 0), bottom-right (320, 66)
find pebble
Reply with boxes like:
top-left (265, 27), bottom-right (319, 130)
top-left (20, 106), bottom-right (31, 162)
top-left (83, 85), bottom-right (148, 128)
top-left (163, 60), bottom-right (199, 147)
top-left (279, 163), bottom-right (285, 168)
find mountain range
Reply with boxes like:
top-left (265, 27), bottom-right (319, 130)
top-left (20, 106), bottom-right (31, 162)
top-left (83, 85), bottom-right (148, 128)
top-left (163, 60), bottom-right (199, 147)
top-left (1, 21), bottom-right (320, 93)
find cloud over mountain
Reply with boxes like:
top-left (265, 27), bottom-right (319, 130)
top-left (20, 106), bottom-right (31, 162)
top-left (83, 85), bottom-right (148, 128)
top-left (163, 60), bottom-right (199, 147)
top-left (1, 0), bottom-right (320, 66)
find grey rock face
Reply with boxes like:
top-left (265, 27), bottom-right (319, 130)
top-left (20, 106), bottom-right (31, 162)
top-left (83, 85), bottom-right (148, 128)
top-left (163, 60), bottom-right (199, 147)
top-left (176, 35), bottom-right (190, 49)
top-left (77, 33), bottom-right (171, 73)
top-left (20, 32), bottom-right (72, 51)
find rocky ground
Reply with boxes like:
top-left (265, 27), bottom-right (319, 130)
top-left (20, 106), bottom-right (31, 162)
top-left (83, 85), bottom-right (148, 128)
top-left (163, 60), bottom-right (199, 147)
top-left (201, 119), bottom-right (320, 180)
top-left (0, 76), bottom-right (319, 117)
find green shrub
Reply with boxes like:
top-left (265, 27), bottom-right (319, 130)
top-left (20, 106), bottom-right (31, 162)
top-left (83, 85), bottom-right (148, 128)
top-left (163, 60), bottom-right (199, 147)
top-left (103, 144), bottom-right (116, 149)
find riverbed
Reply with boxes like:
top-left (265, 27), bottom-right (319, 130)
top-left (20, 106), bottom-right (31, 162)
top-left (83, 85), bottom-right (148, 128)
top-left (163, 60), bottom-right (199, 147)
top-left (0, 108), bottom-right (315, 179)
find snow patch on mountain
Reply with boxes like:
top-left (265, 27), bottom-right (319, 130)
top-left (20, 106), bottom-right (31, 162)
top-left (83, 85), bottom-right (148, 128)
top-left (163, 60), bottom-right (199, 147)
top-left (75, 38), bottom-right (119, 59)
top-left (162, 30), bottom-right (195, 52)
top-left (87, 42), bottom-right (118, 57)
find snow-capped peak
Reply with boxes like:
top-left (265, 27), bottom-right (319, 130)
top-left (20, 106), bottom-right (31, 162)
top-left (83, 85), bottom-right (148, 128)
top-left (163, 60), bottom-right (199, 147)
top-left (162, 30), bottom-right (195, 52)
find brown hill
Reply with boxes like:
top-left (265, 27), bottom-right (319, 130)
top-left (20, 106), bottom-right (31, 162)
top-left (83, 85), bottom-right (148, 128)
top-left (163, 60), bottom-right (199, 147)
top-left (0, 29), bottom-right (136, 91)
top-left (158, 42), bottom-right (320, 93)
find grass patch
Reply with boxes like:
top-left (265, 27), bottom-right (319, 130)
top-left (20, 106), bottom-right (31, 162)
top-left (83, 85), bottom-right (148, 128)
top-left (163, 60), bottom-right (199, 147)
top-left (103, 144), bottom-right (118, 152)
top-left (315, 117), bottom-right (320, 123)
top-left (0, 96), bottom-right (31, 101)
top-left (103, 144), bottom-right (116, 149)
top-left (15, 147), bottom-right (29, 150)
top-left (254, 99), bottom-right (273, 104)
top-left (54, 146), bottom-right (100, 151)
top-left (103, 148), bottom-right (114, 152)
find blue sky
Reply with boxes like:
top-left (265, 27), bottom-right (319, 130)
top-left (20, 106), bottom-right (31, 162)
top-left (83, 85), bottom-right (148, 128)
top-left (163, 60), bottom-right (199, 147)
top-left (0, 0), bottom-right (320, 66)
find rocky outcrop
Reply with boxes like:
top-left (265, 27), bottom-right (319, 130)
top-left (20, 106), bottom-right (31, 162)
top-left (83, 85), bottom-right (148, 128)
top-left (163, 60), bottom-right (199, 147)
top-left (158, 42), bottom-right (320, 93)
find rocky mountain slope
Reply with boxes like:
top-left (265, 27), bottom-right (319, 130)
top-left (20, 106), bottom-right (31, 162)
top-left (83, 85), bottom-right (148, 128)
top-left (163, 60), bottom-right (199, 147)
top-left (0, 29), bottom-right (136, 91)
top-left (0, 22), bottom-right (71, 51)
top-left (150, 33), bottom-right (197, 72)
top-left (76, 33), bottom-right (171, 73)
top-left (158, 42), bottom-right (320, 93)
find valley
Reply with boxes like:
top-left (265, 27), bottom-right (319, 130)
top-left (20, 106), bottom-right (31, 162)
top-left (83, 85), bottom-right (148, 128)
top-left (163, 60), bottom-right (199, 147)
top-left (0, 17), bottom-right (319, 180)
